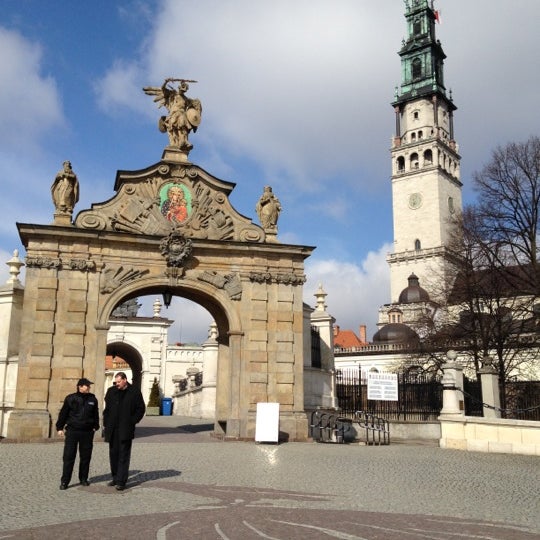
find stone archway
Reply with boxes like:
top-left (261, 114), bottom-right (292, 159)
top-left (8, 151), bottom-right (314, 441)
top-left (105, 342), bottom-right (144, 391)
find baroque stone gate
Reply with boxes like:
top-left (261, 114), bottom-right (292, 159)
top-left (8, 80), bottom-right (314, 441)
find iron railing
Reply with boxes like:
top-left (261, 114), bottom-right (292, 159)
top-left (500, 380), bottom-right (540, 421)
top-left (336, 369), bottom-right (442, 421)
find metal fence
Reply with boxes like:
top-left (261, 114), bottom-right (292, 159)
top-left (501, 380), bottom-right (540, 421)
top-left (336, 369), bottom-right (442, 421)
top-left (337, 369), bottom-right (540, 421)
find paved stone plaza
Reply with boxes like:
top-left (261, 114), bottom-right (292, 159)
top-left (1, 416), bottom-right (539, 539)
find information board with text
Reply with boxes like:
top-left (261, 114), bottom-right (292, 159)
top-left (367, 372), bottom-right (398, 401)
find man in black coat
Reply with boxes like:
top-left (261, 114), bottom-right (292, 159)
top-left (56, 377), bottom-right (100, 490)
top-left (103, 371), bottom-right (146, 491)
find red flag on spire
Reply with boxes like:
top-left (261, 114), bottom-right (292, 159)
top-left (434, 10), bottom-right (442, 24)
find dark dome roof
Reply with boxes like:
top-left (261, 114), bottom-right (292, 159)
top-left (372, 323), bottom-right (419, 344)
top-left (398, 273), bottom-right (430, 304)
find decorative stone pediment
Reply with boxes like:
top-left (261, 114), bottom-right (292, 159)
top-left (74, 162), bottom-right (264, 242)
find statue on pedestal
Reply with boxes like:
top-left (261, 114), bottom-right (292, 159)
top-left (256, 185), bottom-right (281, 234)
top-left (51, 160), bottom-right (79, 218)
top-left (143, 78), bottom-right (202, 153)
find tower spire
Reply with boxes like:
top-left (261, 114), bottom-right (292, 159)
top-left (394, 0), bottom-right (453, 112)
top-left (386, 1), bottom-right (462, 303)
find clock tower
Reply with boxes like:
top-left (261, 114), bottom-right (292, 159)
top-left (388, 0), bottom-right (462, 303)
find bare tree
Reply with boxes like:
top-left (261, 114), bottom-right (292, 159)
top-left (474, 135), bottom-right (540, 291)
top-left (416, 137), bottom-right (540, 398)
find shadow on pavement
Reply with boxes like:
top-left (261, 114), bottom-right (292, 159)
top-left (134, 415), bottom-right (216, 442)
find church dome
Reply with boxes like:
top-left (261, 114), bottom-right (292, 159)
top-left (372, 323), bottom-right (419, 344)
top-left (398, 273), bottom-right (430, 304)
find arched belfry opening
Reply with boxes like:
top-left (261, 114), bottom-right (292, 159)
top-left (9, 79), bottom-right (314, 441)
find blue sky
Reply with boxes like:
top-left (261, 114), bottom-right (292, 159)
top-left (1, 1), bottom-right (539, 343)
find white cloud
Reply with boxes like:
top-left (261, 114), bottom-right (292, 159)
top-left (138, 296), bottom-right (213, 344)
top-left (0, 27), bottom-right (64, 151)
top-left (0, 249), bottom-right (13, 283)
top-left (94, 60), bottom-right (148, 116)
top-left (96, 1), bottom-right (401, 192)
top-left (304, 243), bottom-right (391, 339)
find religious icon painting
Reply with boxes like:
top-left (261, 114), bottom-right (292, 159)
top-left (160, 183), bottom-right (192, 223)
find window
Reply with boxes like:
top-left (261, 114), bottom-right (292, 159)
top-left (310, 326), bottom-right (321, 368)
top-left (397, 156), bottom-right (405, 172)
top-left (412, 58), bottom-right (422, 79)
top-left (423, 149), bottom-right (433, 164)
top-left (414, 239), bottom-right (421, 250)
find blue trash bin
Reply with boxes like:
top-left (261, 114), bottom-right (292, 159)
top-left (161, 397), bottom-right (173, 416)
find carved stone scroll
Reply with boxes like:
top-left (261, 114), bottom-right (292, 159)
top-left (68, 259), bottom-right (96, 272)
top-left (198, 271), bottom-right (243, 300)
top-left (249, 272), bottom-right (306, 286)
top-left (100, 265), bottom-right (149, 294)
top-left (25, 257), bottom-right (61, 269)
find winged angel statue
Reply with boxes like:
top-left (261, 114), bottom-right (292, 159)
top-left (143, 78), bottom-right (202, 152)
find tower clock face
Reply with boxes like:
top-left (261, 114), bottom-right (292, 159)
top-left (408, 192), bottom-right (422, 209)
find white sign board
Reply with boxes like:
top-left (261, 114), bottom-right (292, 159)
top-left (367, 372), bottom-right (398, 401)
top-left (255, 402), bottom-right (280, 443)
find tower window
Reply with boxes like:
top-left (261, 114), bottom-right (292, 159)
top-left (418, 130), bottom-right (423, 139)
top-left (412, 58), bottom-right (422, 79)
top-left (410, 153), bottom-right (419, 168)
top-left (397, 156), bottom-right (405, 172)
top-left (414, 239), bottom-right (421, 250)
top-left (413, 111), bottom-right (419, 120)
top-left (411, 132), bottom-right (416, 142)
top-left (423, 149), bottom-right (433, 164)
top-left (413, 19), bottom-right (421, 35)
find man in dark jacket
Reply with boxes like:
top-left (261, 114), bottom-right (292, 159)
top-left (56, 377), bottom-right (100, 490)
top-left (103, 371), bottom-right (146, 491)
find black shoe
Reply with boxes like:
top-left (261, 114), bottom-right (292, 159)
top-left (115, 484), bottom-right (125, 491)
top-left (80, 480), bottom-right (90, 486)
top-left (59, 483), bottom-right (68, 490)
top-left (107, 480), bottom-right (116, 487)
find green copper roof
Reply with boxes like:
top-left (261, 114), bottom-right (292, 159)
top-left (393, 0), bottom-right (454, 109)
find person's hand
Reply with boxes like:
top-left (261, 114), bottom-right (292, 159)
top-left (57, 430), bottom-right (64, 436)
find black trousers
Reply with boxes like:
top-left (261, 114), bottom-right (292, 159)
top-left (61, 429), bottom-right (94, 484)
top-left (108, 430), bottom-right (133, 487)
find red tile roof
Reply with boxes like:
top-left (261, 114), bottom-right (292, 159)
top-left (334, 328), bottom-right (365, 348)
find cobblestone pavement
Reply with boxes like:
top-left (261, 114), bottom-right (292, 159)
top-left (1, 416), bottom-right (539, 539)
